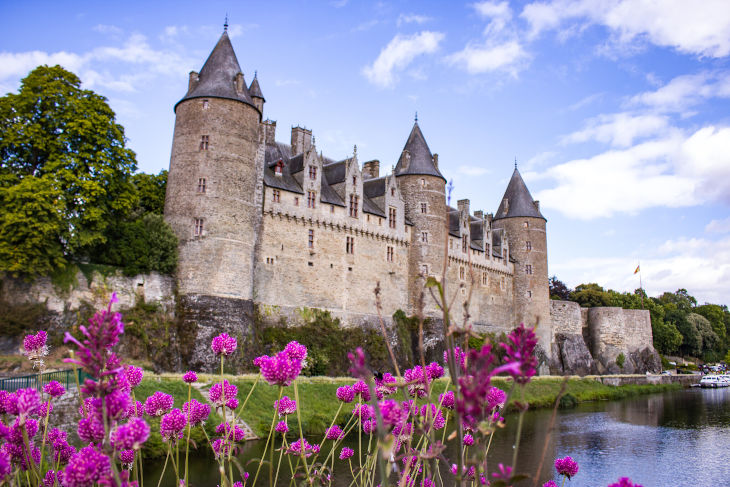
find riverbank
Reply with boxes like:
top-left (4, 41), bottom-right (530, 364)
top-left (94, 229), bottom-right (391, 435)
top-left (135, 373), bottom-right (685, 458)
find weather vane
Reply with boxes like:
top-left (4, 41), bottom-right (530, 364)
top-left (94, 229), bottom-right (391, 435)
top-left (415, 111), bottom-right (418, 122)
top-left (514, 157), bottom-right (517, 169)
top-left (224, 14), bottom-right (229, 32)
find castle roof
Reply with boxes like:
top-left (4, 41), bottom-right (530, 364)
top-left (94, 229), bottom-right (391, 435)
top-left (249, 73), bottom-right (265, 100)
top-left (493, 168), bottom-right (546, 221)
top-left (394, 122), bottom-right (446, 182)
top-left (363, 177), bottom-right (386, 199)
top-left (175, 31), bottom-right (257, 111)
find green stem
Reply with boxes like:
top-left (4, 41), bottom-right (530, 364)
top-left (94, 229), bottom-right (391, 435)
top-left (511, 386), bottom-right (527, 472)
top-left (252, 386), bottom-right (282, 487)
top-left (293, 381), bottom-right (310, 477)
top-left (184, 383), bottom-right (191, 487)
top-left (157, 445), bottom-right (171, 487)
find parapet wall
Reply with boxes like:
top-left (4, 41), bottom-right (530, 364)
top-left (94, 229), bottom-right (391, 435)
top-left (550, 300), bottom-right (582, 335)
top-left (588, 307), bottom-right (653, 359)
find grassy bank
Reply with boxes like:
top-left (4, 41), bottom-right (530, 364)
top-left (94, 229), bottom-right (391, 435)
top-left (135, 374), bottom-right (682, 458)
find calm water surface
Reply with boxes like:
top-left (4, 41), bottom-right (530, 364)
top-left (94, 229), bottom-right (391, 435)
top-left (145, 387), bottom-right (730, 486)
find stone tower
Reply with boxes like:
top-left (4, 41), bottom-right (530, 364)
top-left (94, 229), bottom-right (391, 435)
top-left (492, 168), bottom-right (551, 352)
top-left (164, 29), bottom-right (264, 370)
top-left (394, 121), bottom-right (447, 314)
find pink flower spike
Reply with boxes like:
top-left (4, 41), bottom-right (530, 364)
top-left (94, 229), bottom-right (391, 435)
top-left (182, 370), bottom-right (198, 383)
top-left (554, 456), bottom-right (579, 479)
top-left (211, 333), bottom-right (237, 356)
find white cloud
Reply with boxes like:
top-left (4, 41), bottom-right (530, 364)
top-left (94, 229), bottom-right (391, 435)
top-left (521, 0), bottom-right (730, 57)
top-left (706, 217), bottom-right (730, 234)
top-left (0, 50), bottom-right (87, 82)
top-left (537, 125), bottom-right (730, 219)
top-left (629, 72), bottom-right (730, 113)
top-left (448, 1), bottom-right (529, 76)
top-left (457, 165), bottom-right (490, 176)
top-left (554, 235), bottom-right (730, 305)
top-left (562, 112), bottom-right (670, 147)
top-left (363, 31), bottom-right (444, 88)
top-left (93, 24), bottom-right (123, 36)
top-left (397, 14), bottom-right (432, 27)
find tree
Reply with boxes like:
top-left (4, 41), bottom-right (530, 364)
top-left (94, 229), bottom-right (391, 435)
top-left (570, 283), bottom-right (612, 308)
top-left (658, 289), bottom-right (697, 311)
top-left (131, 170), bottom-right (167, 216)
top-left (549, 276), bottom-right (572, 300)
top-left (695, 304), bottom-right (727, 343)
top-left (0, 65), bottom-right (137, 276)
top-left (666, 307), bottom-right (701, 357)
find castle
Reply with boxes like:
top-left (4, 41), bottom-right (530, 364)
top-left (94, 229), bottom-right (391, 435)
top-left (162, 29), bottom-right (658, 374)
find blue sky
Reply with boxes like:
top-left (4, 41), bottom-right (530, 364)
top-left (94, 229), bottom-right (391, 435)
top-left (2, 0), bottom-right (730, 305)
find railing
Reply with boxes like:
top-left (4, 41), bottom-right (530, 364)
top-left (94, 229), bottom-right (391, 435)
top-left (0, 369), bottom-right (90, 392)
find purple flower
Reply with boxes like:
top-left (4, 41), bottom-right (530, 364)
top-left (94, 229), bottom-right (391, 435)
top-left (543, 482), bottom-right (559, 487)
top-left (325, 425), bottom-right (343, 440)
top-left (63, 445), bottom-right (112, 487)
top-left (339, 447), bottom-right (354, 460)
top-left (444, 346), bottom-right (466, 371)
top-left (275, 396), bottom-right (297, 416)
top-left (144, 391), bottom-right (174, 417)
top-left (211, 333), bottom-right (237, 356)
top-left (77, 416), bottom-right (105, 443)
top-left (38, 401), bottom-right (52, 417)
top-left (215, 422), bottom-right (246, 442)
top-left (182, 370), bottom-right (198, 383)
top-left (160, 408), bottom-right (187, 443)
top-left (463, 433), bottom-right (474, 446)
top-left (336, 385), bottom-right (355, 403)
top-left (43, 380), bottom-right (66, 398)
top-left (403, 366), bottom-right (430, 397)
top-left (183, 399), bottom-right (211, 426)
top-left (362, 418), bottom-right (376, 434)
top-left (212, 438), bottom-right (231, 458)
top-left (22, 330), bottom-right (49, 360)
top-left (608, 478), bottom-right (643, 487)
top-left (16, 388), bottom-right (41, 417)
top-left (492, 463), bottom-right (513, 480)
top-left (555, 456), bottom-right (579, 479)
top-left (209, 380), bottom-right (238, 408)
top-left (125, 366), bottom-right (144, 388)
top-left (374, 372), bottom-right (398, 398)
top-left (254, 351), bottom-right (303, 386)
top-left (119, 449), bottom-right (135, 465)
top-left (111, 417), bottom-right (150, 450)
top-left (426, 362), bottom-right (444, 379)
top-left (347, 347), bottom-right (368, 379)
top-left (226, 398), bottom-right (239, 410)
top-left (352, 404), bottom-right (374, 420)
top-left (353, 380), bottom-right (371, 401)
top-left (379, 399), bottom-right (407, 428)
top-left (500, 323), bottom-right (539, 384)
top-left (43, 469), bottom-right (59, 487)
top-left (287, 438), bottom-right (319, 457)
top-left (0, 450), bottom-right (10, 481)
top-left (275, 420), bottom-right (289, 434)
top-left (284, 341), bottom-right (307, 361)
top-left (440, 391), bottom-right (455, 409)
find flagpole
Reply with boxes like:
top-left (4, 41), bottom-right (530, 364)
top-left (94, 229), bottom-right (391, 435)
top-left (638, 262), bottom-right (644, 310)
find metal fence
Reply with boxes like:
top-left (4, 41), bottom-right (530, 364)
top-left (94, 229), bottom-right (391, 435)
top-left (0, 369), bottom-right (87, 392)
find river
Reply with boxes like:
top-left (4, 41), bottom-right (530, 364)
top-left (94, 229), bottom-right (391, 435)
top-left (144, 386), bottom-right (730, 486)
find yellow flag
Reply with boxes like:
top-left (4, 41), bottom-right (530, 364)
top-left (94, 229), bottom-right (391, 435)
top-left (634, 265), bottom-right (640, 274)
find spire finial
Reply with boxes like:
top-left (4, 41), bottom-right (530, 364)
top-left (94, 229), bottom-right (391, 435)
top-left (224, 14), bottom-right (229, 32)
top-left (415, 111), bottom-right (418, 123)
top-left (514, 157), bottom-right (517, 169)
top-left (254, 70), bottom-right (257, 79)
top-left (353, 144), bottom-right (358, 156)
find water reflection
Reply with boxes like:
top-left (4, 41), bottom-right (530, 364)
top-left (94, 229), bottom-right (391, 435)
top-left (145, 388), bottom-right (730, 486)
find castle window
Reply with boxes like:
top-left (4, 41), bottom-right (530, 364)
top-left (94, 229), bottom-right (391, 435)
top-left (391, 188), bottom-right (395, 196)
top-left (420, 264), bottom-right (428, 276)
top-left (294, 197), bottom-right (299, 206)
top-left (378, 218), bottom-right (382, 226)
top-left (272, 189), bottom-right (280, 202)
top-left (420, 202), bottom-right (427, 214)
top-left (193, 218), bottom-right (204, 237)
top-left (346, 236), bottom-right (354, 254)
top-left (462, 235), bottom-right (467, 253)
top-left (421, 232), bottom-right (428, 243)
top-left (420, 178), bottom-right (425, 187)
top-left (349, 194), bottom-right (359, 217)
top-left (386, 246), bottom-right (394, 262)
top-left (307, 191), bottom-right (316, 208)
top-left (202, 99), bottom-right (209, 109)
top-left (367, 215), bottom-right (370, 222)
top-left (330, 205), bottom-right (335, 213)
top-left (526, 241), bottom-right (532, 251)
top-left (524, 221), bottom-right (529, 228)
top-left (482, 272), bottom-right (488, 286)
top-left (503, 249), bottom-right (507, 259)
top-left (527, 290), bottom-right (532, 298)
top-left (309, 166), bottom-right (317, 180)
top-left (486, 243), bottom-right (490, 255)
top-left (199, 135), bottom-right (209, 151)
top-left (266, 257), bottom-right (274, 264)
top-left (197, 178), bottom-right (206, 193)
top-left (459, 266), bottom-right (465, 280)
top-left (525, 264), bottom-right (533, 275)
top-left (275, 160), bottom-right (284, 175)
top-left (308, 229), bottom-right (314, 249)
top-left (353, 176), bottom-right (357, 186)
top-left (389, 207), bottom-right (396, 228)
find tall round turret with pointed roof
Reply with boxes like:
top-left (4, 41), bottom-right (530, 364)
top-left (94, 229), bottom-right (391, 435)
top-left (492, 167), bottom-right (551, 360)
top-left (164, 28), bottom-right (264, 306)
top-left (394, 120), bottom-right (447, 314)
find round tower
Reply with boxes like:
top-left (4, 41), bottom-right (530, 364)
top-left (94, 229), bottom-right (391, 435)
top-left (394, 120), bottom-right (447, 315)
top-left (492, 167), bottom-right (551, 352)
top-left (164, 29), bottom-right (262, 301)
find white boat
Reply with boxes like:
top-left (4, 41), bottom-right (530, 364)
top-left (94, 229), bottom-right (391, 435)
top-left (699, 375), bottom-right (730, 388)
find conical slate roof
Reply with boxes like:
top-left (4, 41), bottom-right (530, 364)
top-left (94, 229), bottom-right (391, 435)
top-left (493, 168), bottom-right (546, 221)
top-left (249, 74), bottom-right (264, 100)
top-left (175, 31), bottom-right (256, 111)
top-left (394, 122), bottom-right (446, 181)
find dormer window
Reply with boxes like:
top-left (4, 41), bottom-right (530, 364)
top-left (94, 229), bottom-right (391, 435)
top-left (353, 176), bottom-right (357, 186)
top-left (391, 188), bottom-right (395, 196)
top-left (275, 160), bottom-right (284, 175)
top-left (309, 166), bottom-right (317, 180)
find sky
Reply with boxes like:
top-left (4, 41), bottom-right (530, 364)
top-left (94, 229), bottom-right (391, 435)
top-left (1, 0), bottom-right (729, 306)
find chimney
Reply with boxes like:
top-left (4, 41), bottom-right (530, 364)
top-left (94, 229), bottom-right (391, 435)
top-left (432, 153), bottom-right (439, 169)
top-left (362, 160), bottom-right (380, 180)
top-left (188, 71), bottom-right (199, 93)
top-left (263, 120), bottom-right (277, 145)
top-left (235, 73), bottom-right (245, 94)
top-left (533, 200), bottom-right (540, 211)
top-left (474, 210), bottom-right (483, 220)
top-left (502, 198), bottom-right (509, 214)
top-left (401, 150), bottom-right (411, 171)
top-left (291, 126), bottom-right (312, 155)
top-left (457, 199), bottom-right (470, 214)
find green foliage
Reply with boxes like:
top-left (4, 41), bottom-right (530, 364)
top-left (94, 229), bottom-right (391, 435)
top-left (549, 276), bottom-right (572, 300)
top-left (49, 263), bottom-right (80, 293)
top-left (558, 392), bottom-right (578, 409)
top-left (616, 353), bottom-right (625, 369)
top-left (658, 289), bottom-right (697, 311)
top-left (0, 65), bottom-right (137, 277)
top-left (570, 283), bottom-right (612, 308)
top-left (651, 317), bottom-right (683, 356)
top-left (131, 170), bottom-right (167, 216)
top-left (724, 350), bottom-right (730, 364)
top-left (695, 304), bottom-right (727, 343)
top-left (122, 300), bottom-right (179, 365)
top-left (0, 300), bottom-right (47, 337)
top-left (667, 308), bottom-right (701, 357)
top-left (660, 354), bottom-right (671, 370)
top-left (260, 308), bottom-right (389, 376)
top-left (92, 214), bottom-right (178, 276)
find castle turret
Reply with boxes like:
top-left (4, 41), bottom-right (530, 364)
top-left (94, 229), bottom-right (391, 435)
top-left (492, 168), bottom-right (550, 356)
top-left (164, 28), bottom-right (263, 305)
top-left (249, 72), bottom-right (265, 114)
top-left (394, 120), bottom-right (447, 314)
